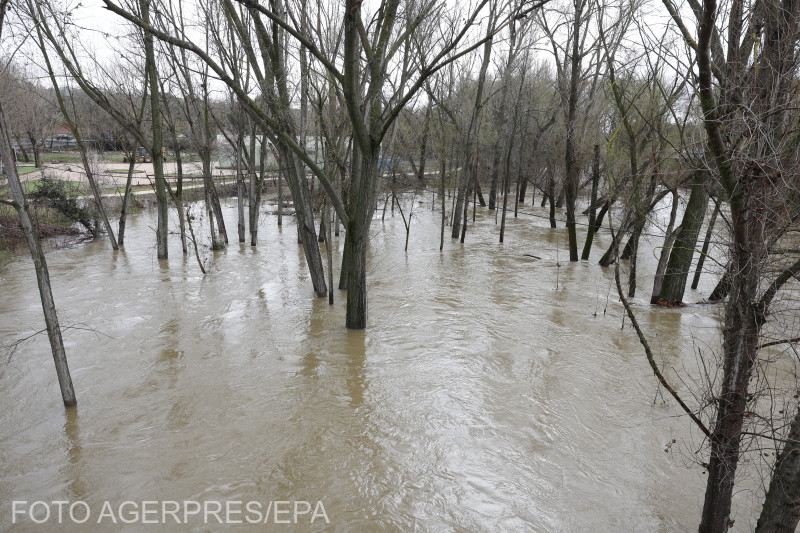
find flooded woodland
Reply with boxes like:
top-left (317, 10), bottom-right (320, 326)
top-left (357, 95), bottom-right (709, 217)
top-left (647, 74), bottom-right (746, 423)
top-left (0, 195), bottom-right (781, 531)
top-left (3, 0), bottom-right (800, 531)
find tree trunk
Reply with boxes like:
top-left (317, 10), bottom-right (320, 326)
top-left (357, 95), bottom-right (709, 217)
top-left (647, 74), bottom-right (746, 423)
top-left (657, 172), bottom-right (709, 304)
top-left (581, 145), bottom-right (601, 260)
top-left (174, 145), bottom-right (188, 254)
top-left (236, 134), bottom-right (246, 243)
top-left (489, 159), bottom-right (499, 210)
top-left (599, 207), bottom-right (637, 267)
top-left (342, 149), bottom-right (379, 328)
top-left (277, 164), bottom-right (284, 226)
top-left (594, 200), bottom-right (609, 230)
top-left (709, 267), bottom-right (732, 301)
top-left (548, 175), bottom-right (557, 229)
top-left (250, 133), bottom-right (264, 246)
top-left (36, 37), bottom-right (119, 251)
top-left (344, 226), bottom-right (367, 328)
top-left (278, 143), bottom-right (327, 297)
top-left (440, 157), bottom-right (446, 251)
top-left (459, 175), bottom-right (473, 243)
top-left (699, 290), bottom-right (761, 533)
top-left (417, 104), bottom-right (431, 183)
top-left (692, 200), bottom-right (720, 290)
top-left (499, 130), bottom-right (514, 243)
top-left (564, 11), bottom-right (581, 266)
top-left (338, 239), bottom-right (349, 290)
top-left (627, 223), bottom-right (642, 297)
top-left (0, 100), bottom-right (76, 407)
top-left (14, 135), bottom-right (29, 162)
top-left (326, 201), bottom-right (334, 305)
top-left (118, 153), bottom-right (137, 246)
top-left (208, 162), bottom-right (228, 245)
top-left (30, 134), bottom-right (42, 168)
top-left (202, 152), bottom-right (223, 250)
top-left (452, 20), bottom-right (493, 238)
top-left (755, 407), bottom-right (800, 533)
top-left (651, 188), bottom-right (680, 304)
top-left (142, 0), bottom-right (168, 260)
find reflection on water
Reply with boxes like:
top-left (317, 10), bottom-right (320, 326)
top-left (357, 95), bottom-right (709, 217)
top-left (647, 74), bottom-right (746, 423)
top-left (63, 408), bottom-right (84, 501)
top-left (0, 196), bottom-right (753, 531)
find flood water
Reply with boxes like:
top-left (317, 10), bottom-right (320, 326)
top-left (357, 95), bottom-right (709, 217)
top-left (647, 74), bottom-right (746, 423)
top-left (0, 195), bottom-right (764, 531)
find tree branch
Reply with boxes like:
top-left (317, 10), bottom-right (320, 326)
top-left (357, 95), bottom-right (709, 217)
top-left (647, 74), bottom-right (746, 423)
top-left (101, 0), bottom-right (350, 227)
top-left (611, 217), bottom-right (711, 438)
top-left (759, 257), bottom-right (800, 312)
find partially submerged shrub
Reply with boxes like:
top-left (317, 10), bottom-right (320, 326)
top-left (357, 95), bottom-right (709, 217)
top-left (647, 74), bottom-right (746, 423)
top-left (28, 176), bottom-right (98, 237)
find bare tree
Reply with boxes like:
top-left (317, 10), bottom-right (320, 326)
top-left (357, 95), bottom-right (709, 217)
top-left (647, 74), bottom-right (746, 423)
top-left (103, 0), bottom-right (548, 328)
top-left (32, 22), bottom-right (120, 250)
top-left (621, 0), bottom-right (800, 530)
top-left (0, 0), bottom-right (76, 407)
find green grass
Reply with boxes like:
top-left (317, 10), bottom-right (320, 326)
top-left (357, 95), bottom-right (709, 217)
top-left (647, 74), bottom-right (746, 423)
top-left (108, 169), bottom-right (145, 174)
top-left (38, 152), bottom-right (84, 164)
top-left (17, 166), bottom-right (41, 176)
top-left (163, 173), bottom-right (204, 178)
top-left (31, 151), bottom-right (205, 165)
top-left (0, 179), bottom-right (85, 197)
top-left (39, 151), bottom-right (131, 164)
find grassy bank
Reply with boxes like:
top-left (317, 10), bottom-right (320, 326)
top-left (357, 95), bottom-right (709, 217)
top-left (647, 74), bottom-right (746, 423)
top-left (0, 179), bottom-right (84, 196)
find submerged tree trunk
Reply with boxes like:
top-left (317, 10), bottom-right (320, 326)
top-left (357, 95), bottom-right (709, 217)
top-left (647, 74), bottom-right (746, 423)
top-left (209, 166), bottom-right (228, 246)
top-left (250, 134), bottom-right (265, 246)
top-left (174, 145), bottom-right (188, 254)
top-left (326, 200), bottom-right (334, 305)
top-left (548, 173), bottom-right (557, 229)
top-left (342, 149), bottom-right (380, 328)
top-left (201, 151), bottom-right (223, 251)
top-left (236, 134), bottom-right (246, 243)
top-left (691, 200), bottom-right (720, 290)
top-left (656, 172), bottom-right (709, 304)
top-left (563, 0), bottom-right (583, 262)
top-left (452, 18), bottom-right (493, 238)
top-left (142, 0), bottom-right (168, 259)
top-left (581, 145), bottom-right (601, 260)
top-left (627, 221), bottom-right (642, 298)
top-left (650, 188), bottom-right (680, 304)
top-left (594, 200), bottom-right (609, 231)
top-left (118, 152), bottom-right (137, 246)
top-left (499, 131), bottom-right (514, 243)
top-left (0, 100), bottom-right (76, 407)
top-left (440, 157), bottom-right (446, 251)
top-left (338, 239), bottom-right (349, 290)
top-left (278, 142), bottom-right (327, 298)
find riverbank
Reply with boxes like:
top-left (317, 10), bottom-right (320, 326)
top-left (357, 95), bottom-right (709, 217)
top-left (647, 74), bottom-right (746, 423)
top-left (0, 179), bottom-right (286, 265)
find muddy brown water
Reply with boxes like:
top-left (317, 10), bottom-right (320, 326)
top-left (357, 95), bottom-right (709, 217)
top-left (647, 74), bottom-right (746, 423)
top-left (0, 196), bottom-right (764, 531)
